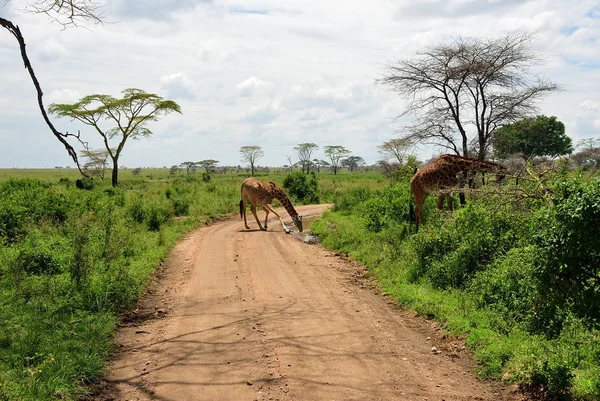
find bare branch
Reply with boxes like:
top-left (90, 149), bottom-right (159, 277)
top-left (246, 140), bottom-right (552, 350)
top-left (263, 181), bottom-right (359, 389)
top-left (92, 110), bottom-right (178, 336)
top-left (20, 0), bottom-right (106, 28)
top-left (377, 33), bottom-right (560, 160)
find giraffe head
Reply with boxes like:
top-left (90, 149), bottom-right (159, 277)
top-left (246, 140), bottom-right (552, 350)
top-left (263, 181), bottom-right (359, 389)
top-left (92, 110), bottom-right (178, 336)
top-left (292, 214), bottom-right (303, 232)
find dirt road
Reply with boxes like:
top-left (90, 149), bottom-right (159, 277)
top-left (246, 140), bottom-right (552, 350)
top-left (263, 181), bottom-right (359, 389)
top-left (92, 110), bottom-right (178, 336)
top-left (106, 204), bottom-right (522, 401)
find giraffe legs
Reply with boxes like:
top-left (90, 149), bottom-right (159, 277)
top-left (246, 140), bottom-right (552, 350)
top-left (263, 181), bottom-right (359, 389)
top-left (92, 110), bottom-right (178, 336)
top-left (241, 198), bottom-right (251, 230)
top-left (263, 204), bottom-right (290, 234)
top-left (437, 193), bottom-right (453, 212)
top-left (262, 207), bottom-right (269, 229)
top-left (413, 191), bottom-right (427, 231)
top-left (250, 205), bottom-right (266, 231)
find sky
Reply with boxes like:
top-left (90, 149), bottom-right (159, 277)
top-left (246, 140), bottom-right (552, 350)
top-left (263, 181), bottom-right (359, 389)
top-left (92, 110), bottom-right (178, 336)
top-left (1, 0), bottom-right (600, 168)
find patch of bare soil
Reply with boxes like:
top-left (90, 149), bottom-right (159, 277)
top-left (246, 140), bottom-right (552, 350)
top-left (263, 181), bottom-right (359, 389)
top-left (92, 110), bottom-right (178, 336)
top-left (96, 204), bottom-right (526, 401)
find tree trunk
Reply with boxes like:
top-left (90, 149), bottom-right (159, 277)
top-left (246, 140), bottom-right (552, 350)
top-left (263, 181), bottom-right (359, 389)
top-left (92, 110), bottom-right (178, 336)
top-left (111, 157), bottom-right (119, 187)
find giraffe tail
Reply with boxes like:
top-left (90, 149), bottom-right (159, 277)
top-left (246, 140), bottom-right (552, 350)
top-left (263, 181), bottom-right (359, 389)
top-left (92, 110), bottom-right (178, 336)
top-left (409, 196), bottom-right (415, 223)
top-left (239, 199), bottom-right (243, 219)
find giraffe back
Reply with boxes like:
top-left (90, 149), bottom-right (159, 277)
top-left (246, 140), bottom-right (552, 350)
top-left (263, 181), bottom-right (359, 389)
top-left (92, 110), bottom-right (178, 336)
top-left (241, 177), bottom-right (276, 206)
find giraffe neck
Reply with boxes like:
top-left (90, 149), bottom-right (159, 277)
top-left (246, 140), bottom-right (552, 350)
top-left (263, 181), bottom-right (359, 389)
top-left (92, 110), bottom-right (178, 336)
top-left (274, 189), bottom-right (298, 218)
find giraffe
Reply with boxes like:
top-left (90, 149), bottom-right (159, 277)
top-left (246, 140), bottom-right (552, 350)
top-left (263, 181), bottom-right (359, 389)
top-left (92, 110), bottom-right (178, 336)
top-left (410, 154), bottom-right (505, 229)
top-left (239, 177), bottom-right (303, 234)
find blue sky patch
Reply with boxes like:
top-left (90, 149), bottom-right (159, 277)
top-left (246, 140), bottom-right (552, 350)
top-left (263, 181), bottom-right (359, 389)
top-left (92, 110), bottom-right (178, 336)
top-left (560, 25), bottom-right (579, 35)
top-left (229, 6), bottom-right (269, 15)
top-left (587, 5), bottom-right (600, 18)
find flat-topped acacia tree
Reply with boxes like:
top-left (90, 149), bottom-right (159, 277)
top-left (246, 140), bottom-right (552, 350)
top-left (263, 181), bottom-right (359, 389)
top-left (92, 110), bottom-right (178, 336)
top-left (50, 88), bottom-right (181, 187)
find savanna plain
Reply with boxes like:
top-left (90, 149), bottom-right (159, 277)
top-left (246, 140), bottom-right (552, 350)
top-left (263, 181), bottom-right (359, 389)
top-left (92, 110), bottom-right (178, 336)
top-left (0, 166), bottom-right (599, 401)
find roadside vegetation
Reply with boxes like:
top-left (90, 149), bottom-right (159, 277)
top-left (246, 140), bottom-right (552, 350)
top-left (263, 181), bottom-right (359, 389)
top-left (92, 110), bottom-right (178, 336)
top-left (312, 164), bottom-right (600, 400)
top-left (0, 168), bottom-right (383, 401)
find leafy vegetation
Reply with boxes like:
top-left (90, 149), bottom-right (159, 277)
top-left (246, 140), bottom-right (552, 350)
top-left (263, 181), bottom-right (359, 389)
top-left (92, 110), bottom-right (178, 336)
top-left (0, 168), bottom-right (384, 400)
top-left (312, 170), bottom-right (600, 400)
top-left (492, 115), bottom-right (573, 159)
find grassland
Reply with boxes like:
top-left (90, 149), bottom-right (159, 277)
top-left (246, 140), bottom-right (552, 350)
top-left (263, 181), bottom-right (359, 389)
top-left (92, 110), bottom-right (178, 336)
top-left (3, 166), bottom-right (599, 400)
top-left (0, 168), bottom-right (386, 401)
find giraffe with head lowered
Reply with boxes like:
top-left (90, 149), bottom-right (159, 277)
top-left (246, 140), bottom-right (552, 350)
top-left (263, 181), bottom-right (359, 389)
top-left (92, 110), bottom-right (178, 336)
top-left (410, 154), bottom-right (505, 229)
top-left (240, 177), bottom-right (303, 234)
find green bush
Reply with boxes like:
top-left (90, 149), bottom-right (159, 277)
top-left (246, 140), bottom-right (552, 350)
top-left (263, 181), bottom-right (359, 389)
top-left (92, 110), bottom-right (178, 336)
top-left (360, 184), bottom-right (411, 232)
top-left (533, 176), bottom-right (600, 330)
top-left (332, 186), bottom-right (372, 212)
top-left (75, 177), bottom-right (94, 190)
top-left (146, 203), bottom-right (172, 231)
top-left (128, 199), bottom-right (146, 223)
top-left (171, 197), bottom-right (191, 217)
top-left (282, 171), bottom-right (319, 204)
top-left (410, 205), bottom-right (527, 289)
top-left (15, 233), bottom-right (68, 276)
top-left (470, 247), bottom-right (537, 324)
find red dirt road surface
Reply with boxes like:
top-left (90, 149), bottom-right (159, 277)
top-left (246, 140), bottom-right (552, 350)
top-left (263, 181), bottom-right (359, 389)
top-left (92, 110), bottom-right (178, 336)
top-left (106, 204), bottom-right (523, 401)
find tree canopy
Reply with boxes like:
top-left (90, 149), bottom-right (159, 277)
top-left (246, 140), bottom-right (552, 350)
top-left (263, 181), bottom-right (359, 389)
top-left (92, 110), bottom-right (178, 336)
top-left (378, 137), bottom-right (412, 164)
top-left (49, 88), bottom-right (181, 186)
top-left (377, 33), bottom-right (559, 160)
top-left (294, 143), bottom-right (319, 173)
top-left (492, 115), bottom-right (573, 159)
top-left (341, 156), bottom-right (366, 172)
top-left (239, 146), bottom-right (264, 176)
top-left (324, 145), bottom-right (351, 175)
top-left (197, 159), bottom-right (219, 172)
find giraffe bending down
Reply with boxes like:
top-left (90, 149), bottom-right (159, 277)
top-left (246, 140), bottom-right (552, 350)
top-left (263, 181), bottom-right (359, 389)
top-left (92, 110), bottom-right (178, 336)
top-left (410, 154), bottom-right (505, 229)
top-left (239, 177), bottom-right (303, 234)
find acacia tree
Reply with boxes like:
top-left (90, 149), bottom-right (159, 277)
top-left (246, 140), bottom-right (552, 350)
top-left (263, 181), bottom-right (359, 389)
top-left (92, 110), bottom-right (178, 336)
top-left (49, 88), bottom-right (182, 187)
top-left (197, 159), bottom-right (219, 172)
top-left (492, 115), bottom-right (572, 159)
top-left (312, 159), bottom-right (330, 173)
top-left (1, 1), bottom-right (105, 172)
top-left (324, 145), bottom-right (351, 175)
top-left (180, 161), bottom-right (198, 175)
top-left (80, 148), bottom-right (111, 180)
top-left (377, 33), bottom-right (559, 160)
top-left (378, 137), bottom-right (412, 164)
top-left (341, 156), bottom-right (365, 172)
top-left (294, 143), bottom-right (319, 173)
top-left (240, 145), bottom-right (264, 176)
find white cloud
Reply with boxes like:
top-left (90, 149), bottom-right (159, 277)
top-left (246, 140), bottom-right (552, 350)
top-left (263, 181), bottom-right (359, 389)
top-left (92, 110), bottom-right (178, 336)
top-left (159, 73), bottom-right (195, 100)
top-left (37, 39), bottom-right (67, 62)
top-left (1, 0), bottom-right (600, 167)
top-left (236, 76), bottom-right (273, 96)
top-left (579, 100), bottom-right (600, 114)
top-left (47, 89), bottom-right (81, 104)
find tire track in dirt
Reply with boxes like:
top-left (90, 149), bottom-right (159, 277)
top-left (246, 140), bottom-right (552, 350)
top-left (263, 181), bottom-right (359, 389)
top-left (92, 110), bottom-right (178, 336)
top-left (104, 204), bottom-right (524, 401)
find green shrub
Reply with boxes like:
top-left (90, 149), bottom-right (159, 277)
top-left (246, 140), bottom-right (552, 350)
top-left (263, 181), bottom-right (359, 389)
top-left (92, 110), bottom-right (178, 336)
top-left (360, 184), bottom-right (411, 231)
top-left (470, 247), bottom-right (537, 324)
top-left (15, 233), bottom-right (67, 276)
top-left (171, 197), bottom-right (191, 217)
top-left (146, 203), bottom-right (172, 231)
top-left (128, 199), bottom-right (146, 223)
top-left (202, 172), bottom-right (211, 182)
top-left (282, 171), bottom-right (319, 204)
top-left (533, 176), bottom-right (600, 330)
top-left (103, 187), bottom-right (126, 207)
top-left (333, 186), bottom-right (372, 212)
top-left (410, 205), bottom-right (528, 289)
top-left (75, 177), bottom-right (94, 190)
